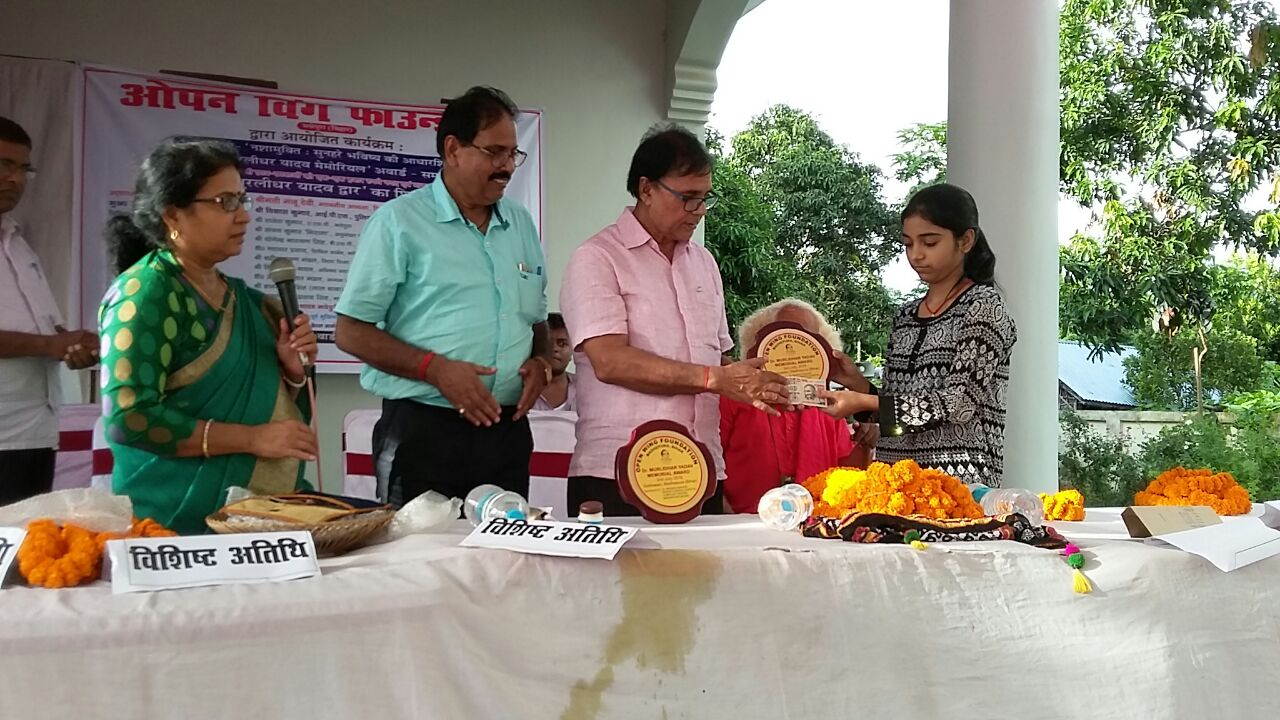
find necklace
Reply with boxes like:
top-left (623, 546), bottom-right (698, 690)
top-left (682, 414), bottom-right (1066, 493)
top-left (183, 271), bottom-right (227, 312)
top-left (921, 278), bottom-right (972, 317)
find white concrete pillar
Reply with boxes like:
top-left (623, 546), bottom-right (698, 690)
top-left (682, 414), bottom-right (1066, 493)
top-left (947, 0), bottom-right (1060, 493)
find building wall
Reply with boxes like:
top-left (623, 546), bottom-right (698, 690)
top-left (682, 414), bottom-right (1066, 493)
top-left (1073, 410), bottom-right (1235, 454)
top-left (1, 0), bottom-right (672, 488)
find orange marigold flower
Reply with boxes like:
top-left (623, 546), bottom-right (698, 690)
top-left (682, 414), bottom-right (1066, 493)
top-left (18, 519), bottom-right (103, 589)
top-left (1134, 467), bottom-right (1251, 516)
top-left (799, 460), bottom-right (983, 520)
top-left (20, 517), bottom-right (179, 589)
top-left (1041, 489), bottom-right (1086, 522)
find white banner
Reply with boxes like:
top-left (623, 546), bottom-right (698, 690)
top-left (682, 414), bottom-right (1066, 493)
top-left (78, 66), bottom-right (544, 372)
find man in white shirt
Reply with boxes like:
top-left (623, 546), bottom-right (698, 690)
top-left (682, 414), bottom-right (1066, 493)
top-left (0, 117), bottom-right (98, 504)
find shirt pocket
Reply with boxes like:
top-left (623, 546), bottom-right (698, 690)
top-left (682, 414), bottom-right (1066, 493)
top-left (514, 272), bottom-right (546, 325)
top-left (686, 290), bottom-right (725, 354)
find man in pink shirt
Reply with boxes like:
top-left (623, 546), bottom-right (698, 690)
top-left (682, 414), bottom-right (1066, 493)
top-left (560, 124), bottom-right (788, 517)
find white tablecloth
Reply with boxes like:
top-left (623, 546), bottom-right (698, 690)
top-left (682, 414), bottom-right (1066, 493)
top-left (1, 515), bottom-right (1278, 719)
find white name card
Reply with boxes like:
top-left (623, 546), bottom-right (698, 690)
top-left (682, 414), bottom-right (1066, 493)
top-left (1122, 505), bottom-right (1221, 538)
top-left (106, 531), bottom-right (320, 594)
top-left (461, 518), bottom-right (639, 560)
top-left (0, 527), bottom-right (27, 588)
top-left (1262, 501), bottom-right (1280, 530)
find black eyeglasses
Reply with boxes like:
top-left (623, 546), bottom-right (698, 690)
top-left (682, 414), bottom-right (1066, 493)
top-left (654, 179), bottom-right (717, 212)
top-left (192, 192), bottom-right (253, 213)
top-left (466, 143), bottom-right (528, 168)
top-left (0, 159), bottom-right (37, 181)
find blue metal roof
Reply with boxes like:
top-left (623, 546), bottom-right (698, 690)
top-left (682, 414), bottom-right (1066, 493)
top-left (1058, 340), bottom-right (1136, 407)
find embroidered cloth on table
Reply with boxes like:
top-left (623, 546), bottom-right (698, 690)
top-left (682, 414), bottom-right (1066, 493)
top-left (801, 511), bottom-right (1067, 549)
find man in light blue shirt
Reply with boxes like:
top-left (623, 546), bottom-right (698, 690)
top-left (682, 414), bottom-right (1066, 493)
top-left (335, 87), bottom-right (550, 506)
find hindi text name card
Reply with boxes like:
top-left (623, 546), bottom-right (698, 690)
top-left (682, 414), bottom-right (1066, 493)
top-left (106, 531), bottom-right (320, 593)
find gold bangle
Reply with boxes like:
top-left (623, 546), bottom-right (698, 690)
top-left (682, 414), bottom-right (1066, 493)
top-left (202, 419), bottom-right (214, 458)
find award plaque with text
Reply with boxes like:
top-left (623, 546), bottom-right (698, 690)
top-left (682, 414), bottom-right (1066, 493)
top-left (747, 321), bottom-right (835, 385)
top-left (614, 420), bottom-right (717, 524)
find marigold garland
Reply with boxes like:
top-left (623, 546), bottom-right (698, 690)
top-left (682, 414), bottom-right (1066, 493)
top-left (1134, 467), bottom-right (1251, 516)
top-left (17, 520), bottom-right (101, 589)
top-left (17, 517), bottom-right (178, 589)
top-left (800, 459), bottom-right (984, 520)
top-left (1041, 489), bottom-right (1086, 522)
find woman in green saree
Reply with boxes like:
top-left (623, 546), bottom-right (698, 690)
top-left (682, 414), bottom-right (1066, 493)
top-left (99, 139), bottom-right (318, 534)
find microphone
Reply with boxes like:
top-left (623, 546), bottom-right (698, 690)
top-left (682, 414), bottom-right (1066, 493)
top-left (268, 257), bottom-right (309, 369)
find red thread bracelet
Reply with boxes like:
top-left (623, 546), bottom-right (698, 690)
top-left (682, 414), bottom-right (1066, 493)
top-left (417, 352), bottom-right (436, 381)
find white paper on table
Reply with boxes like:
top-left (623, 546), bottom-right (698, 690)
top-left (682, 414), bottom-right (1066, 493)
top-left (461, 518), bottom-right (639, 559)
top-left (1147, 518), bottom-right (1280, 572)
top-left (106, 532), bottom-right (320, 593)
top-left (0, 527), bottom-right (27, 588)
top-left (1260, 501), bottom-right (1280, 530)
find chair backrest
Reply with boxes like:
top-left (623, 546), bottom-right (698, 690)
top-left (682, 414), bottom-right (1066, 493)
top-left (54, 403), bottom-right (100, 491)
top-left (90, 415), bottom-right (114, 492)
top-left (341, 409), bottom-right (381, 501)
top-left (527, 409), bottom-right (577, 520)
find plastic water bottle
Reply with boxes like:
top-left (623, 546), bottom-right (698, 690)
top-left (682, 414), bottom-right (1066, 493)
top-left (969, 484), bottom-right (1044, 526)
top-left (757, 484), bottom-right (814, 531)
top-left (463, 484), bottom-right (529, 526)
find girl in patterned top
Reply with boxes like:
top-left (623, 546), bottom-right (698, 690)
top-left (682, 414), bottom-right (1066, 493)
top-left (819, 184), bottom-right (1017, 487)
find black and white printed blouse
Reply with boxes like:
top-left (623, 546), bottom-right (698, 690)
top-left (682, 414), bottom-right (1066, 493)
top-left (874, 283), bottom-right (1017, 488)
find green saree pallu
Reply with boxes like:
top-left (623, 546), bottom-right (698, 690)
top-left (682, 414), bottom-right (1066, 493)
top-left (101, 251), bottom-right (310, 534)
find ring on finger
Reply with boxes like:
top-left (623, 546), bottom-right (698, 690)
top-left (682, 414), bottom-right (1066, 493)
top-left (458, 407), bottom-right (467, 415)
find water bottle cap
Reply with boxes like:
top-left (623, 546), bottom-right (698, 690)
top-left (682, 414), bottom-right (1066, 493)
top-left (505, 507), bottom-right (526, 520)
top-left (970, 485), bottom-right (991, 501)
top-left (780, 499), bottom-right (795, 513)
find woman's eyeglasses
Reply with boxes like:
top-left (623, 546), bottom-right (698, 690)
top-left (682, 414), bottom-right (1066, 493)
top-left (191, 192), bottom-right (253, 213)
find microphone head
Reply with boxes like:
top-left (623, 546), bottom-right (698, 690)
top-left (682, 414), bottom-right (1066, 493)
top-left (268, 257), bottom-right (296, 283)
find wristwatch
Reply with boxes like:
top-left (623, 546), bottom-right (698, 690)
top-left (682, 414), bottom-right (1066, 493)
top-left (533, 356), bottom-right (553, 384)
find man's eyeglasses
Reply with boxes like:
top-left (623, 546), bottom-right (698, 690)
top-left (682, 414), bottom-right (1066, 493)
top-left (0, 159), bottom-right (37, 181)
top-left (654, 179), bottom-right (718, 212)
top-left (191, 192), bottom-right (253, 213)
top-left (466, 143), bottom-right (528, 168)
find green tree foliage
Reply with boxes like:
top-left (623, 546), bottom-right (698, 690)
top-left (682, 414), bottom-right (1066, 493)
top-left (703, 129), bottom-right (795, 336)
top-left (705, 106), bottom-right (902, 355)
top-left (891, 121), bottom-right (947, 196)
top-left (1058, 0), bottom-right (1280, 353)
top-left (1058, 408), bottom-right (1147, 505)
top-left (1122, 253), bottom-right (1280, 409)
top-left (1123, 325), bottom-right (1262, 409)
top-left (1208, 254), bottom-right (1280, 360)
